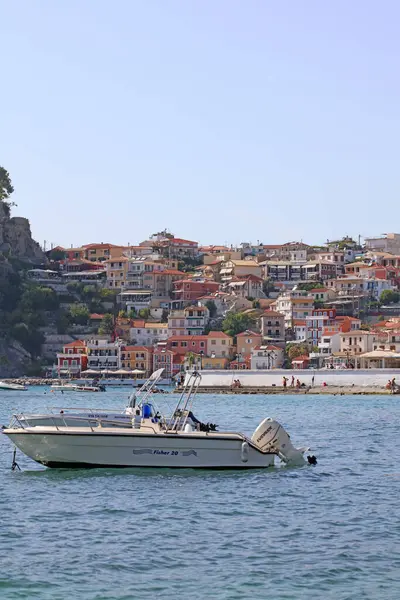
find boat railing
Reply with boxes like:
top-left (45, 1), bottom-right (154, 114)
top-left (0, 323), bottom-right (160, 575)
top-left (8, 412), bottom-right (133, 432)
top-left (44, 406), bottom-right (126, 413)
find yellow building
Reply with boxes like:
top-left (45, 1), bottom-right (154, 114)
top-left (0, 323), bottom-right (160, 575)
top-left (105, 256), bottom-right (129, 290)
top-left (120, 346), bottom-right (153, 377)
top-left (82, 243), bottom-right (128, 262)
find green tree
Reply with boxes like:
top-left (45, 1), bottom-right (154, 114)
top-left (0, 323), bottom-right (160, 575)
top-left (66, 281), bottom-right (84, 296)
top-left (99, 313), bottom-right (114, 335)
top-left (118, 310), bottom-right (127, 318)
top-left (55, 311), bottom-right (70, 334)
top-left (138, 308), bottom-right (150, 319)
top-left (297, 281), bottom-right (324, 291)
top-left (286, 343), bottom-right (309, 361)
top-left (0, 166), bottom-right (15, 216)
top-left (128, 308), bottom-right (137, 319)
top-left (186, 351), bottom-right (196, 367)
top-left (0, 272), bottom-right (22, 312)
top-left (100, 288), bottom-right (118, 301)
top-left (69, 304), bottom-right (90, 325)
top-left (161, 309), bottom-right (168, 322)
top-left (81, 285), bottom-right (97, 302)
top-left (205, 300), bottom-right (217, 318)
top-left (48, 248), bottom-right (66, 261)
top-left (222, 312), bottom-right (252, 337)
top-left (380, 289), bottom-right (400, 305)
top-left (262, 279), bottom-right (276, 297)
top-left (252, 299), bottom-right (260, 309)
top-left (20, 285), bottom-right (59, 312)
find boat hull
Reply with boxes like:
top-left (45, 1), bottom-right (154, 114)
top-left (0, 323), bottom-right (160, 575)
top-left (4, 429), bottom-right (275, 469)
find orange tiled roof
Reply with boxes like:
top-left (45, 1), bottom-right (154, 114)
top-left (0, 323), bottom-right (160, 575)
top-left (122, 346), bottom-right (153, 352)
top-left (63, 340), bottom-right (86, 347)
top-left (131, 320), bottom-right (146, 328)
top-left (207, 331), bottom-right (232, 338)
top-left (236, 330), bottom-right (261, 337)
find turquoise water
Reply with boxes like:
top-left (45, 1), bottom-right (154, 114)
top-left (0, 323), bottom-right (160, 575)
top-left (1, 387), bottom-right (400, 599)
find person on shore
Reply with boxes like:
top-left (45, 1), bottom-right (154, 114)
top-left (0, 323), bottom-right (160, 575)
top-left (392, 377), bottom-right (396, 392)
top-left (311, 375), bottom-right (315, 387)
top-left (291, 376), bottom-right (295, 387)
top-left (296, 379), bottom-right (300, 389)
top-left (283, 376), bottom-right (288, 388)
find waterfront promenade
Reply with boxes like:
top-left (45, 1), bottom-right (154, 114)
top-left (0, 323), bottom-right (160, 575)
top-left (2, 368), bottom-right (399, 395)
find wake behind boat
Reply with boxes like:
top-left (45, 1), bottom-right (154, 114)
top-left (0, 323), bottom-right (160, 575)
top-left (2, 372), bottom-right (316, 469)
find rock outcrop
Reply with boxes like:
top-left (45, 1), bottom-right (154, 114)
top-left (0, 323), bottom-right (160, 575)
top-left (0, 339), bottom-right (32, 377)
top-left (0, 202), bottom-right (45, 263)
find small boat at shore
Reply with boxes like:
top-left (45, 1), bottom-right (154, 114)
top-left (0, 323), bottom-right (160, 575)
top-left (50, 382), bottom-right (106, 393)
top-left (2, 372), bottom-right (315, 469)
top-left (0, 381), bottom-right (27, 391)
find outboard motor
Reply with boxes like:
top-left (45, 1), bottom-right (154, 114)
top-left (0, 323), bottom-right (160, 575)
top-left (251, 418), bottom-right (309, 467)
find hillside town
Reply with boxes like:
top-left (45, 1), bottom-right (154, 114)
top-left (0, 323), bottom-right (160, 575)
top-left (19, 230), bottom-right (400, 380)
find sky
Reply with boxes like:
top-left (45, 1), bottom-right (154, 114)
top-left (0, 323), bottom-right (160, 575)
top-left (1, 0), bottom-right (400, 249)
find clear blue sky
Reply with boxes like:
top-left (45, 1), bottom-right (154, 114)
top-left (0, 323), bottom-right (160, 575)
top-left (1, 0), bottom-right (399, 249)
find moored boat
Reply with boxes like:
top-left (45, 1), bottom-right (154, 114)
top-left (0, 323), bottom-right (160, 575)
top-left (0, 381), bottom-right (27, 391)
top-left (2, 372), bottom-right (316, 469)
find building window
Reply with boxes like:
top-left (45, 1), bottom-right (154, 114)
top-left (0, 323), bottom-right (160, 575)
top-left (211, 340), bottom-right (216, 345)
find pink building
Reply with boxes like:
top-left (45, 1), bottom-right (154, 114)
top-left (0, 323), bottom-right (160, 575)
top-left (172, 280), bottom-right (220, 302)
top-left (167, 335), bottom-right (208, 355)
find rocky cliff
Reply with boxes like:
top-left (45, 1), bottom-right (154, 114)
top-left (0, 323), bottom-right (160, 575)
top-left (0, 201), bottom-right (45, 263)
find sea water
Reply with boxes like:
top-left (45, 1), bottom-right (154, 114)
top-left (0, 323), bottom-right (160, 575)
top-left (1, 387), bottom-right (400, 599)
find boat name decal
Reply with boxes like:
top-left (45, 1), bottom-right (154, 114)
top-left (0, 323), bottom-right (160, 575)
top-left (132, 449), bottom-right (198, 457)
top-left (87, 414), bottom-right (109, 418)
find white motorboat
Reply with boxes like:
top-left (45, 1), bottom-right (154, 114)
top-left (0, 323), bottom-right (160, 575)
top-left (2, 372), bottom-right (316, 469)
top-left (50, 383), bottom-right (79, 392)
top-left (0, 381), bottom-right (27, 391)
top-left (50, 382), bottom-right (106, 393)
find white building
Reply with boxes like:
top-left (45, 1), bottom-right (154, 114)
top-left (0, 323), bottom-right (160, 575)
top-left (130, 322), bottom-right (168, 346)
top-left (86, 338), bottom-right (123, 370)
top-left (365, 233), bottom-right (400, 254)
top-left (339, 330), bottom-right (374, 356)
top-left (250, 345), bottom-right (284, 369)
top-left (168, 306), bottom-right (209, 337)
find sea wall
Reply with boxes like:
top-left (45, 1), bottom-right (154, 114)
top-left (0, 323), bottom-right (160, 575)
top-left (190, 369), bottom-right (400, 388)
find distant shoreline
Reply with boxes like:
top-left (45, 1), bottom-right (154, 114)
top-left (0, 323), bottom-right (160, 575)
top-left (0, 378), bottom-right (394, 395)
